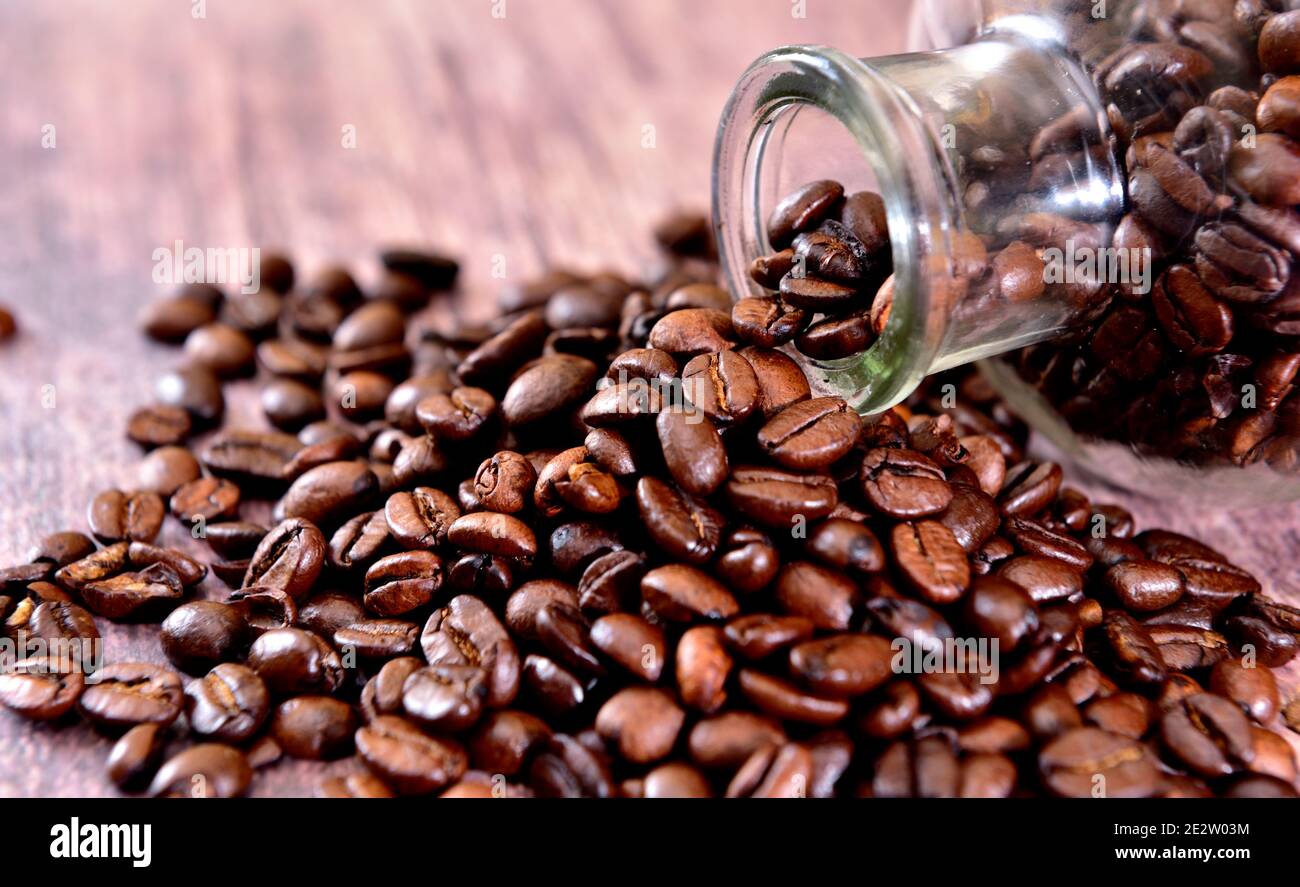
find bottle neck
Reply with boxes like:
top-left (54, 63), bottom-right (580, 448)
top-left (713, 35), bottom-right (1124, 413)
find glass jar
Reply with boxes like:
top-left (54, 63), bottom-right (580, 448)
top-left (712, 0), bottom-right (1300, 504)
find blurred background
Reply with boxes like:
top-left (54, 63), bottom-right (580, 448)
top-left (0, 0), bottom-right (913, 795)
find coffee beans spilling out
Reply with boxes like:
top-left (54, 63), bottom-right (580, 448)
top-left (2, 219), bottom-right (1297, 798)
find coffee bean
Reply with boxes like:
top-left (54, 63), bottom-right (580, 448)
top-left (140, 293), bottom-right (217, 343)
top-left (271, 695), bottom-right (356, 759)
top-left (27, 531), bottom-right (97, 567)
top-left (106, 723), bottom-right (166, 790)
top-left (200, 429), bottom-right (304, 485)
top-left (655, 407), bottom-right (728, 496)
top-left (500, 354), bottom-right (599, 427)
top-left (997, 461), bottom-right (1063, 517)
top-left (891, 521), bottom-right (971, 604)
top-left (789, 634), bottom-right (893, 697)
top-left (860, 448), bottom-right (953, 518)
top-left (590, 613), bottom-right (666, 681)
top-left (1210, 657), bottom-right (1279, 723)
top-left (1039, 727), bottom-right (1161, 798)
top-left (149, 744), bottom-right (252, 798)
top-left (636, 477), bottom-right (722, 565)
top-left (384, 486), bottom-right (459, 550)
top-left (767, 180), bottom-right (844, 248)
top-left (363, 550), bottom-right (443, 616)
top-left (170, 476), bottom-right (240, 523)
top-left (595, 687), bottom-right (685, 763)
top-left (276, 460), bottom-right (378, 528)
top-left (0, 656), bottom-right (85, 720)
top-left (647, 308), bottom-right (735, 357)
top-left (356, 715), bottom-right (468, 795)
top-left (731, 297), bottom-right (807, 347)
top-left (642, 565), bottom-right (739, 623)
top-left (246, 628), bottom-right (344, 695)
top-left (136, 446), bottom-right (202, 496)
top-left (155, 365), bottom-right (224, 426)
top-left (401, 665), bottom-right (488, 732)
top-left (329, 510), bottom-right (391, 570)
top-left (725, 465), bottom-right (838, 527)
top-left (448, 512), bottom-right (538, 560)
top-left (774, 561), bottom-right (857, 630)
top-left (243, 518), bottom-right (326, 600)
top-left (421, 595), bottom-right (519, 707)
top-left (335, 618), bottom-right (419, 658)
top-left (473, 451), bottom-right (537, 514)
top-left (78, 662), bottom-right (183, 730)
top-left (203, 521), bottom-right (268, 561)
top-left (1104, 611), bottom-right (1169, 687)
top-left (1105, 560), bottom-right (1185, 611)
top-left (185, 663), bottom-right (270, 743)
top-left (160, 601), bottom-right (246, 674)
top-left (126, 405), bottom-right (193, 449)
top-left (1161, 692), bottom-right (1255, 777)
top-left (757, 397), bottom-right (860, 471)
top-left (81, 562), bottom-right (183, 619)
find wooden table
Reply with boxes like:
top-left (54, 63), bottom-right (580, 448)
top-left (0, 0), bottom-right (1295, 797)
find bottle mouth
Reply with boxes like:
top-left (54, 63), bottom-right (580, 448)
top-left (712, 45), bottom-right (963, 415)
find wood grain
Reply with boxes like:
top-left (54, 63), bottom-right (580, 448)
top-left (0, 0), bottom-right (1296, 797)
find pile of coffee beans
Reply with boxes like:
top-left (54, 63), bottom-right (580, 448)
top-left (1, 210), bottom-right (1298, 797)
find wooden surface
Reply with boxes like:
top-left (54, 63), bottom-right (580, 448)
top-left (0, 0), bottom-right (1295, 797)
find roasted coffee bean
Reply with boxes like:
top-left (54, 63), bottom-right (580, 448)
top-left (767, 180), bottom-right (844, 248)
top-left (29, 600), bottom-right (99, 645)
top-left (136, 446), bottom-right (202, 496)
top-left (356, 715), bottom-right (468, 795)
top-left (106, 723), bottom-right (166, 790)
top-left (595, 687), bottom-right (685, 764)
top-left (204, 521), bottom-right (268, 561)
top-left (447, 512), bottom-right (538, 560)
top-left (738, 669), bottom-right (849, 726)
top-left (335, 618), bottom-right (419, 658)
top-left (457, 311), bottom-right (548, 385)
top-left (997, 461), bottom-right (1063, 517)
top-left (363, 550), bottom-right (443, 616)
top-left (964, 577), bottom-right (1039, 651)
top-left (1210, 657), bottom-right (1279, 723)
top-left (636, 477), bottom-right (723, 565)
top-left (655, 407), bottom-right (728, 496)
top-left (52, 541), bottom-right (129, 592)
top-left (578, 550), bottom-right (646, 614)
top-left (185, 663), bottom-right (270, 743)
top-left (246, 628), bottom-right (344, 695)
top-left (731, 297), bottom-right (807, 347)
top-left (723, 614), bottom-right (816, 661)
top-left (727, 742), bottom-right (814, 798)
top-left (0, 656), bottom-right (85, 720)
top-left (229, 586), bottom-right (298, 635)
top-left (647, 308), bottom-right (735, 357)
top-left (270, 695), bottom-right (356, 759)
top-left (399, 664), bottom-right (488, 732)
top-left (757, 397), bottom-right (859, 471)
top-left (297, 594), bottom-right (367, 639)
top-left (140, 292), bottom-right (217, 342)
top-left (778, 273), bottom-right (860, 313)
top-left (1039, 727), bottom-right (1161, 798)
top-left (126, 404), bottom-right (193, 448)
top-left (447, 553), bottom-right (513, 594)
top-left (160, 601), bottom-right (246, 674)
top-left (588, 613), bottom-right (667, 681)
top-left (795, 311), bottom-right (874, 360)
top-left (1004, 517), bottom-right (1094, 572)
top-left (789, 634), bottom-right (893, 697)
top-left (169, 476), bottom-right (240, 523)
top-left (78, 662), bottom-right (184, 730)
top-left (642, 565), bottom-right (740, 623)
top-left (200, 429), bottom-right (304, 485)
top-left (738, 346), bottom-right (811, 419)
top-left (715, 526), bottom-right (781, 592)
top-left (500, 354), bottom-right (599, 427)
top-left (80, 562), bottom-right (183, 619)
top-left (473, 451), bottom-right (538, 514)
top-left (1104, 611), bottom-right (1168, 686)
top-left (860, 448), bottom-right (952, 518)
top-left (243, 518), bottom-right (326, 600)
top-left (276, 460), bottom-right (378, 528)
top-left (891, 521), bottom-right (970, 604)
top-left (1161, 693), bottom-right (1255, 777)
top-left (1105, 560), bottom-right (1185, 611)
top-left (774, 561), bottom-right (856, 630)
top-left (422, 595), bottom-right (519, 707)
top-left (149, 744), bottom-right (252, 798)
top-left (384, 486), bottom-right (459, 549)
top-left (328, 510), bottom-right (390, 571)
top-left (535, 603), bottom-right (604, 676)
top-left (725, 465), bottom-right (837, 527)
top-left (27, 531), bottom-right (97, 567)
top-left (184, 323), bottom-right (255, 377)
